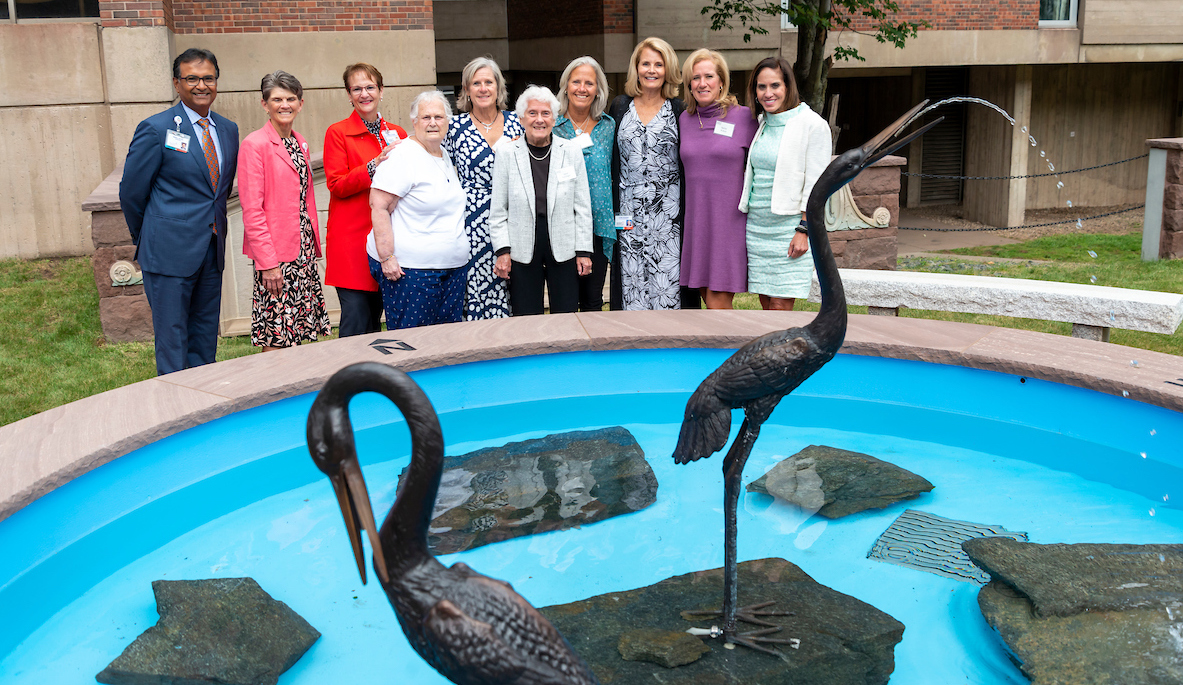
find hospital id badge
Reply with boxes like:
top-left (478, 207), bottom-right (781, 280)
top-left (573, 133), bottom-right (593, 149)
top-left (165, 130), bottom-right (190, 152)
top-left (381, 129), bottom-right (400, 145)
top-left (615, 215), bottom-right (634, 230)
top-left (714, 121), bottom-right (735, 138)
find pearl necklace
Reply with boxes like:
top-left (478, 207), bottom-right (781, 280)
top-left (527, 143), bottom-right (551, 161)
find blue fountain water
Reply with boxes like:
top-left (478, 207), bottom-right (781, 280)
top-left (1, 349), bottom-right (1180, 683)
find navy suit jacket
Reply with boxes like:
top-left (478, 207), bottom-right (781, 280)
top-left (120, 102), bottom-right (240, 277)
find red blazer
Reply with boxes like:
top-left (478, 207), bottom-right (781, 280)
top-left (238, 120), bottom-right (321, 271)
top-left (323, 111), bottom-right (408, 291)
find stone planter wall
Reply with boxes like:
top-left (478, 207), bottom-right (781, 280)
top-left (1152, 139), bottom-right (1183, 259)
top-left (82, 165), bottom-right (154, 343)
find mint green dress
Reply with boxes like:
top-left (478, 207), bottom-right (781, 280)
top-left (745, 106), bottom-right (812, 299)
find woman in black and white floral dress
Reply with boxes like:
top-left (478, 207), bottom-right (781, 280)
top-left (443, 57), bottom-right (524, 320)
top-left (608, 37), bottom-right (687, 311)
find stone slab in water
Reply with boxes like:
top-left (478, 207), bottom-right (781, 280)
top-left (403, 426), bottom-right (658, 555)
top-left (541, 558), bottom-right (905, 685)
top-left (964, 539), bottom-right (1183, 685)
top-left (618, 629), bottom-right (710, 668)
top-left (976, 580), bottom-right (1183, 685)
top-left (747, 444), bottom-right (933, 519)
top-left (96, 577), bottom-right (319, 685)
top-left (962, 537), bottom-right (1183, 617)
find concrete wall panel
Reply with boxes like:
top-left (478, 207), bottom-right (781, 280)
top-left (962, 66), bottom-right (1016, 228)
top-left (0, 24), bottom-right (105, 107)
top-left (1082, 0), bottom-right (1183, 45)
top-left (794, 29), bottom-right (1082, 70)
top-left (174, 30), bottom-right (437, 93)
top-left (0, 105), bottom-right (113, 259)
top-left (437, 39), bottom-right (510, 75)
top-left (103, 26), bottom-right (175, 104)
top-left (435, 0), bottom-right (507, 41)
top-left (110, 103), bottom-right (175, 166)
top-left (638, 0), bottom-right (777, 52)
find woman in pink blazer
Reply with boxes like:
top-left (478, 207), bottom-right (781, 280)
top-left (238, 70), bottom-right (331, 351)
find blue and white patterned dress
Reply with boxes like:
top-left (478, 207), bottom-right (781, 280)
top-left (617, 100), bottom-right (682, 310)
top-left (444, 111), bottom-right (524, 320)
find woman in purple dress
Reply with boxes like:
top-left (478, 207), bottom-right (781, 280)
top-left (678, 49), bottom-right (758, 309)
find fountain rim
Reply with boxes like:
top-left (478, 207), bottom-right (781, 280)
top-left (3, 309), bottom-right (1181, 524)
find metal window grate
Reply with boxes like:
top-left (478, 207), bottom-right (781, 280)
top-left (919, 68), bottom-right (968, 204)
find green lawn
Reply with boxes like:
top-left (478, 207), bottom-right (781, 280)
top-left (2, 232), bottom-right (1180, 427)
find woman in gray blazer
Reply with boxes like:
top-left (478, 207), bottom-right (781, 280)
top-left (490, 85), bottom-right (593, 315)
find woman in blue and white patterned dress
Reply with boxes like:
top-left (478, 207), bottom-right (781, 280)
top-left (444, 57), bottom-right (524, 320)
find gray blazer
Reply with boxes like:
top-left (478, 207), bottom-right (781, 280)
top-left (489, 136), bottom-right (593, 264)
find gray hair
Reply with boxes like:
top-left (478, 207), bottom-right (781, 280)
top-left (557, 56), bottom-right (609, 120)
top-left (515, 85), bottom-right (560, 121)
top-left (261, 70), bottom-right (303, 100)
top-left (410, 90), bottom-right (453, 122)
top-left (457, 56), bottom-right (508, 113)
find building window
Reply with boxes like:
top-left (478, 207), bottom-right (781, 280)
top-left (4, 0), bottom-right (100, 21)
top-left (1039, 0), bottom-right (1077, 27)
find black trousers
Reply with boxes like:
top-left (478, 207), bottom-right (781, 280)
top-left (578, 235), bottom-right (610, 312)
top-left (336, 287), bottom-right (383, 337)
top-left (509, 215), bottom-right (579, 316)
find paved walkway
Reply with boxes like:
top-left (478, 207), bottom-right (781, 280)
top-left (896, 208), bottom-right (1018, 257)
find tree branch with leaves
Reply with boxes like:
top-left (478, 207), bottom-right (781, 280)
top-left (701, 0), bottom-right (925, 114)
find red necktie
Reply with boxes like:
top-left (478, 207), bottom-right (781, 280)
top-left (197, 118), bottom-right (219, 191)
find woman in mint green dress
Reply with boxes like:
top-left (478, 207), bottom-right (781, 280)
top-left (739, 57), bottom-right (832, 311)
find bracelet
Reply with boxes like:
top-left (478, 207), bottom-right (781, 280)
top-left (381, 254), bottom-right (396, 263)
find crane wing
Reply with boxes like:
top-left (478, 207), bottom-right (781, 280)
top-left (713, 336), bottom-right (812, 404)
top-left (423, 599), bottom-right (527, 684)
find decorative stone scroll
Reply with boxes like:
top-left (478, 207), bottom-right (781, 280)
top-left (109, 260), bottom-right (143, 287)
top-left (824, 184), bottom-right (890, 232)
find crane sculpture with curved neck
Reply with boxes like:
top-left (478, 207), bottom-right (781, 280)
top-left (307, 362), bottom-right (600, 685)
top-left (672, 101), bottom-right (942, 655)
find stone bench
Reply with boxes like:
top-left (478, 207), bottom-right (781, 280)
top-left (809, 269), bottom-right (1183, 341)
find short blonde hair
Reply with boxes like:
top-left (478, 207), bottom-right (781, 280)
top-left (457, 57), bottom-right (508, 113)
top-left (681, 49), bottom-right (738, 117)
top-left (624, 37), bottom-right (680, 100)
top-left (557, 56), bottom-right (610, 120)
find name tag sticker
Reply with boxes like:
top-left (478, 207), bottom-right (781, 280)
top-left (615, 215), bottom-right (634, 230)
top-left (382, 130), bottom-right (400, 145)
top-left (714, 121), bottom-right (735, 138)
top-left (557, 167), bottom-right (576, 182)
top-left (573, 133), bottom-right (593, 149)
top-left (165, 130), bottom-right (190, 153)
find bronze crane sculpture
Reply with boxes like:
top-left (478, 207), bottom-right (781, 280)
top-left (307, 362), bottom-right (599, 685)
top-left (672, 101), bottom-right (942, 655)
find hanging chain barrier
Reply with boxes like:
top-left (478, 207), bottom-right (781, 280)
top-left (899, 205), bottom-right (1144, 233)
top-left (901, 153), bottom-right (1148, 181)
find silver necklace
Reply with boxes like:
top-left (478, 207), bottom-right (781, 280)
top-left (526, 143), bottom-right (551, 161)
top-left (471, 110), bottom-right (498, 133)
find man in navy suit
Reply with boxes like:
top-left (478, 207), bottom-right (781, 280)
top-left (120, 48), bottom-right (240, 375)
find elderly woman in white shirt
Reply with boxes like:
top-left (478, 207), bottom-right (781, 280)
top-left (368, 90), bottom-right (469, 329)
top-left (490, 85), bottom-right (593, 316)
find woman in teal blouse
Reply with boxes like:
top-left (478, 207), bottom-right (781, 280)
top-left (554, 56), bottom-right (616, 312)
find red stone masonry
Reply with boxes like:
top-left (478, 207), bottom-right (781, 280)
top-left (100, 0), bottom-right (173, 29)
top-left (169, 0), bottom-right (432, 33)
top-left (844, 0), bottom-right (1039, 31)
top-left (603, 0), bottom-right (632, 34)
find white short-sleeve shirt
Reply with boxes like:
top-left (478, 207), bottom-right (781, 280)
top-left (366, 141), bottom-right (468, 269)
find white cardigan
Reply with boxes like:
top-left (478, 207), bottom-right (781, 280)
top-left (738, 103), bottom-right (832, 216)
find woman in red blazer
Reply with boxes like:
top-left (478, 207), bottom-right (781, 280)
top-left (238, 70), bottom-right (331, 351)
top-left (323, 63), bottom-right (408, 336)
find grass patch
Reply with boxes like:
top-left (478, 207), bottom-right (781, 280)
top-left (0, 257), bottom-right (264, 427)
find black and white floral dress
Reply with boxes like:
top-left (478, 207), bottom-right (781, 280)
top-left (443, 112), bottom-right (525, 320)
top-left (617, 100), bottom-right (682, 310)
top-left (251, 137), bottom-right (332, 348)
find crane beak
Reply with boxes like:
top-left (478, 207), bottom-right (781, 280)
top-left (327, 458), bottom-right (390, 585)
top-left (862, 99), bottom-right (945, 168)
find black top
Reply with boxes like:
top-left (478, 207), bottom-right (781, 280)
top-left (527, 141), bottom-right (551, 219)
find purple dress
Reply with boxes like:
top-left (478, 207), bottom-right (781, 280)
top-left (679, 103), bottom-right (758, 293)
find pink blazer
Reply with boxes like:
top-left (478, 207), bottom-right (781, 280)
top-left (238, 120), bottom-right (321, 271)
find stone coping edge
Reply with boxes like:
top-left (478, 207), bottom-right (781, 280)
top-left (2, 310), bottom-right (1182, 524)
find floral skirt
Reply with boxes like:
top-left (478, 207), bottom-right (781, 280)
top-left (251, 257), bottom-right (331, 348)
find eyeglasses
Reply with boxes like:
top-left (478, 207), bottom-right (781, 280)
top-left (179, 76), bottom-right (218, 86)
top-left (418, 115), bottom-right (448, 123)
top-left (350, 86), bottom-right (379, 96)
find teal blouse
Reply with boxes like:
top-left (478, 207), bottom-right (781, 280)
top-left (555, 114), bottom-right (616, 259)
